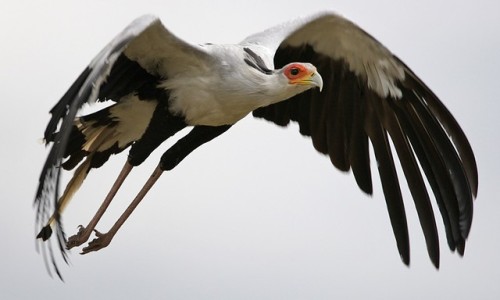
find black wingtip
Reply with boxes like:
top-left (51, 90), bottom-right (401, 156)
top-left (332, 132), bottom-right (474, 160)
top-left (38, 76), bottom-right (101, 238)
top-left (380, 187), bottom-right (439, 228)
top-left (401, 253), bottom-right (410, 267)
top-left (36, 225), bottom-right (53, 241)
top-left (431, 253), bottom-right (440, 269)
top-left (456, 240), bottom-right (466, 256)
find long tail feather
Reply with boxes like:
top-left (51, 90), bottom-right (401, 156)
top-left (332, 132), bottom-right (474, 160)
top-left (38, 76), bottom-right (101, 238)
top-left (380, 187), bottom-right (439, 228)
top-left (37, 154), bottom-right (93, 240)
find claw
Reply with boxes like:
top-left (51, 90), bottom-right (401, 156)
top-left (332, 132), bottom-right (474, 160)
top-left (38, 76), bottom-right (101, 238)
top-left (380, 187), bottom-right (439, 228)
top-left (80, 230), bottom-right (112, 255)
top-left (66, 225), bottom-right (90, 250)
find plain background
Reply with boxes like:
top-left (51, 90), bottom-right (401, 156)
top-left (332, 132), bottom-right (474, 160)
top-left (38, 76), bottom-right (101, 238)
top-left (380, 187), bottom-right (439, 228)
top-left (1, 0), bottom-right (499, 299)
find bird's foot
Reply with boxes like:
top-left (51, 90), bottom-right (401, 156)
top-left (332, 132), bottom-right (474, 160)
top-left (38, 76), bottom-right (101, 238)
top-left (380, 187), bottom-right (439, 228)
top-left (66, 225), bottom-right (92, 250)
top-left (80, 230), bottom-right (112, 254)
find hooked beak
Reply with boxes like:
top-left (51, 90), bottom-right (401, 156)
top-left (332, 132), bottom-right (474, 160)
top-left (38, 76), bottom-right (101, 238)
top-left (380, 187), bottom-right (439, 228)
top-left (309, 71), bottom-right (323, 92)
top-left (291, 70), bottom-right (324, 92)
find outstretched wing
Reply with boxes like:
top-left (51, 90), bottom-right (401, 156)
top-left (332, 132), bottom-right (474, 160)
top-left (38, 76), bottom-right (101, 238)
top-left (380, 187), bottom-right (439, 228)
top-left (34, 15), bottom-right (211, 278)
top-left (251, 12), bottom-right (478, 268)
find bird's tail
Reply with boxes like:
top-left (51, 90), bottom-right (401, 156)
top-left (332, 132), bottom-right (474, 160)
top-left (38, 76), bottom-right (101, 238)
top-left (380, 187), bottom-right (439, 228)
top-left (37, 104), bottom-right (139, 240)
top-left (36, 154), bottom-right (93, 240)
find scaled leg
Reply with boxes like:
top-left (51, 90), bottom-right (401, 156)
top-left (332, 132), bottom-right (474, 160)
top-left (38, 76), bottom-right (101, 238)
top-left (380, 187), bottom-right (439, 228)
top-left (66, 161), bottom-right (133, 249)
top-left (80, 125), bottom-right (231, 254)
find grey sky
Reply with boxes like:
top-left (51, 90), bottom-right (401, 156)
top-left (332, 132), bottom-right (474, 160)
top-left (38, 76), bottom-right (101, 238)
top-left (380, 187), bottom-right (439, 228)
top-left (1, 0), bottom-right (499, 299)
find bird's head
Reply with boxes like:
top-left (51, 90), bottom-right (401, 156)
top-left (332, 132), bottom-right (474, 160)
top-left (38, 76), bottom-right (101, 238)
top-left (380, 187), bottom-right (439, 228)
top-left (280, 63), bottom-right (323, 93)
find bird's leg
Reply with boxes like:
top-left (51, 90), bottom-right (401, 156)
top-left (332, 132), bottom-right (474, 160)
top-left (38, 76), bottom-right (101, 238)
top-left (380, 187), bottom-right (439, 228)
top-left (66, 161), bottom-right (133, 249)
top-left (81, 165), bottom-right (163, 254)
top-left (80, 125), bottom-right (231, 254)
top-left (158, 125), bottom-right (232, 171)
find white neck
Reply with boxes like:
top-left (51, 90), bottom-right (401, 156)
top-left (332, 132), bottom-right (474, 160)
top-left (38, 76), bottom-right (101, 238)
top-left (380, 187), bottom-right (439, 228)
top-left (163, 45), bottom-right (311, 126)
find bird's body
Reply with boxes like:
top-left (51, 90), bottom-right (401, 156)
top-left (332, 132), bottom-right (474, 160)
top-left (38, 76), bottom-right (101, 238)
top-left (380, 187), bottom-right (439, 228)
top-left (35, 12), bottom-right (477, 279)
top-left (167, 44), bottom-right (301, 126)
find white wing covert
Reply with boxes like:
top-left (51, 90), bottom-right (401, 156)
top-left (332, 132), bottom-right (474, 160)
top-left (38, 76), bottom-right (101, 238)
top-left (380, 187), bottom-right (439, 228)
top-left (34, 15), bottom-right (211, 278)
top-left (251, 12), bottom-right (477, 267)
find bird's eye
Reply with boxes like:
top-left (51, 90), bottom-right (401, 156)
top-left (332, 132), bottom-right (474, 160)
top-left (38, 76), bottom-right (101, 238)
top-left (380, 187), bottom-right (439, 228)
top-left (285, 64), bottom-right (307, 80)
